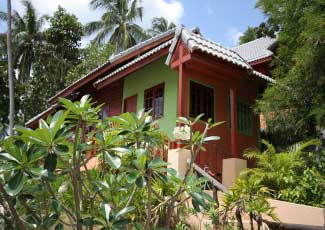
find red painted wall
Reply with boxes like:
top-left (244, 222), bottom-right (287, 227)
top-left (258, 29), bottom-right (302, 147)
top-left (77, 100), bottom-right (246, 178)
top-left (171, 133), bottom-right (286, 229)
top-left (93, 79), bottom-right (124, 117)
top-left (181, 66), bottom-right (259, 179)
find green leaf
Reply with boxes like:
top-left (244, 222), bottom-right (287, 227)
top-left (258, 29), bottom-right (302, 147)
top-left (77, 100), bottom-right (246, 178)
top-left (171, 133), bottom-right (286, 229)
top-left (54, 144), bottom-right (69, 153)
top-left (114, 206), bottom-right (135, 220)
top-left (192, 198), bottom-right (201, 212)
top-left (148, 157), bottom-right (169, 169)
top-left (190, 192), bottom-right (209, 210)
top-left (127, 172), bottom-right (138, 184)
top-left (176, 117), bottom-right (189, 124)
top-left (135, 176), bottom-right (146, 188)
top-left (6, 171), bottom-right (25, 196)
top-left (104, 203), bottom-right (111, 222)
top-left (80, 95), bottom-right (90, 108)
top-left (203, 136), bottom-right (220, 142)
top-left (193, 114), bottom-right (205, 124)
top-left (44, 154), bottom-right (57, 172)
top-left (81, 217), bottom-right (95, 226)
top-left (29, 167), bottom-right (43, 177)
top-left (43, 213), bottom-right (59, 227)
top-left (104, 152), bottom-right (121, 169)
top-left (55, 223), bottom-right (64, 230)
top-left (135, 149), bottom-right (147, 169)
top-left (50, 199), bottom-right (61, 215)
top-left (110, 147), bottom-right (131, 154)
top-left (0, 152), bottom-right (20, 164)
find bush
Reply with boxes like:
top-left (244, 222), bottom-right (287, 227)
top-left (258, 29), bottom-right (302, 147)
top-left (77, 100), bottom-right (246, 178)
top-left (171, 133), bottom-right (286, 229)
top-left (0, 95), bottom-right (222, 229)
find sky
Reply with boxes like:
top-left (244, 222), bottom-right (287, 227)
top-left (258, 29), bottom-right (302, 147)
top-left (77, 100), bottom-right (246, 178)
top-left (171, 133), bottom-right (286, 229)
top-left (0, 0), bottom-right (266, 48)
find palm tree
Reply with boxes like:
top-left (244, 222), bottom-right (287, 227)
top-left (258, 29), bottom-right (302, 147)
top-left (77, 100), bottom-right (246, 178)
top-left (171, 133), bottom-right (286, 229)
top-left (0, 0), bottom-right (47, 83)
top-left (12, 0), bottom-right (47, 82)
top-left (7, 0), bottom-right (14, 136)
top-left (147, 17), bottom-right (176, 36)
top-left (85, 0), bottom-right (146, 52)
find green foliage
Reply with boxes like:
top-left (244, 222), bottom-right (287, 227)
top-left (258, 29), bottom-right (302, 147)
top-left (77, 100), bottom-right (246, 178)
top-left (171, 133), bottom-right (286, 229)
top-left (239, 21), bottom-right (278, 44)
top-left (243, 140), bottom-right (325, 207)
top-left (85, 0), bottom-right (147, 52)
top-left (255, 0), bottom-right (325, 146)
top-left (65, 42), bottom-right (115, 85)
top-left (147, 17), bottom-right (176, 36)
top-left (0, 96), bottom-right (222, 229)
top-left (221, 176), bottom-right (278, 229)
top-left (0, 2), bottom-right (84, 125)
top-left (22, 6), bottom-right (83, 122)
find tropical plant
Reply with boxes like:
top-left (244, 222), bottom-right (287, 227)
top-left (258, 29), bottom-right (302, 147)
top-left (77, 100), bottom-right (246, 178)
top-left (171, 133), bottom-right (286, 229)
top-left (243, 139), bottom-right (325, 207)
top-left (21, 6), bottom-right (83, 122)
top-left (220, 176), bottom-right (278, 230)
top-left (254, 0), bottom-right (325, 147)
top-left (0, 95), bottom-right (222, 229)
top-left (65, 42), bottom-right (115, 85)
top-left (147, 17), bottom-right (176, 36)
top-left (85, 0), bottom-right (147, 52)
top-left (0, 0), bottom-right (47, 82)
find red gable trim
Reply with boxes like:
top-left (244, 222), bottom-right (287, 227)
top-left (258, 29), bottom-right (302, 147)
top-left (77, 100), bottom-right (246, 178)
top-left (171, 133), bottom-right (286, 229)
top-left (47, 33), bottom-right (175, 104)
top-left (94, 47), bottom-right (169, 90)
top-left (249, 56), bottom-right (273, 66)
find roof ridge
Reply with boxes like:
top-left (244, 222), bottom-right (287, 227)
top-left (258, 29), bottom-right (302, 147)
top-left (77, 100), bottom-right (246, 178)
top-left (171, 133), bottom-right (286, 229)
top-left (109, 28), bottom-right (176, 62)
top-left (188, 30), bottom-right (250, 66)
top-left (232, 36), bottom-right (275, 49)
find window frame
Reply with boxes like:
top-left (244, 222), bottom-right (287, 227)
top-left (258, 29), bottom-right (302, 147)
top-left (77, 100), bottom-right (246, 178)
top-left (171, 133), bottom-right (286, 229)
top-left (189, 80), bottom-right (215, 121)
top-left (143, 83), bottom-right (165, 119)
top-left (236, 99), bottom-right (253, 136)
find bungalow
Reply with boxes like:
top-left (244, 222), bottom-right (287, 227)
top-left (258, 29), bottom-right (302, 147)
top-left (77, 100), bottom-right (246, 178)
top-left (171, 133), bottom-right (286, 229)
top-left (26, 26), bottom-right (275, 182)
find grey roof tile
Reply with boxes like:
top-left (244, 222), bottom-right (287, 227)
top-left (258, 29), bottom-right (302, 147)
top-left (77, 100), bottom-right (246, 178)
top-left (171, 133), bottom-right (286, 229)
top-left (232, 37), bottom-right (276, 63)
top-left (94, 39), bottom-right (173, 86)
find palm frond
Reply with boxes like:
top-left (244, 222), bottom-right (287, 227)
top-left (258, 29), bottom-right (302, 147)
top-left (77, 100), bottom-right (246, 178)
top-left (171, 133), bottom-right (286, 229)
top-left (0, 11), bottom-right (7, 21)
top-left (85, 21), bottom-right (104, 35)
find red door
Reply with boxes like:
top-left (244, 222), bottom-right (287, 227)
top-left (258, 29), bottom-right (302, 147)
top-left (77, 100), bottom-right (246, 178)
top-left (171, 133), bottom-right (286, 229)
top-left (124, 95), bottom-right (137, 113)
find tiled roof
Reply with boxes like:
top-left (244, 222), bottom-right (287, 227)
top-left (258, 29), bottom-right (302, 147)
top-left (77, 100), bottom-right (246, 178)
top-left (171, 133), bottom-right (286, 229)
top-left (252, 70), bottom-right (275, 83)
top-left (25, 103), bottom-right (58, 127)
top-left (231, 37), bottom-right (276, 63)
top-left (94, 39), bottom-right (173, 87)
top-left (48, 29), bottom-right (176, 103)
top-left (166, 27), bottom-right (251, 69)
top-left (166, 26), bottom-right (275, 83)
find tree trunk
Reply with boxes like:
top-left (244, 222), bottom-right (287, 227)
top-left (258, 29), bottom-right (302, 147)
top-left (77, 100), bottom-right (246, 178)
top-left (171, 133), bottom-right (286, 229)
top-left (7, 0), bottom-right (14, 135)
top-left (250, 212), bottom-right (254, 230)
top-left (235, 207), bottom-right (244, 230)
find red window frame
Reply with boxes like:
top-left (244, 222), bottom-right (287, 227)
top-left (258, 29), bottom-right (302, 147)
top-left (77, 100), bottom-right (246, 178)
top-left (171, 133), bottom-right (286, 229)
top-left (144, 83), bottom-right (165, 119)
top-left (189, 81), bottom-right (214, 121)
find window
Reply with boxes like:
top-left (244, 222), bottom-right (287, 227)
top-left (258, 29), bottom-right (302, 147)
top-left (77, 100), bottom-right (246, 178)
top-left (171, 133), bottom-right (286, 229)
top-left (144, 83), bottom-right (164, 119)
top-left (236, 101), bottom-right (253, 135)
top-left (189, 81), bottom-right (214, 121)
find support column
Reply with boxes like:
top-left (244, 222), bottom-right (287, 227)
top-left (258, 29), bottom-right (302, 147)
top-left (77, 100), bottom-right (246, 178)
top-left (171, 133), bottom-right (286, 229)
top-left (178, 46), bottom-right (184, 117)
top-left (230, 87), bottom-right (239, 158)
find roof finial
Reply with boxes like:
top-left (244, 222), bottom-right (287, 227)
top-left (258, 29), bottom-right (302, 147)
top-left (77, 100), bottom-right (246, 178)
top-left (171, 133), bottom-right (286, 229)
top-left (191, 27), bottom-right (201, 35)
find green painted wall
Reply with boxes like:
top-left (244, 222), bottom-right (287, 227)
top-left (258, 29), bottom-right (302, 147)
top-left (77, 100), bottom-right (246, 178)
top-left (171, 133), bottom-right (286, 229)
top-left (123, 57), bottom-right (178, 139)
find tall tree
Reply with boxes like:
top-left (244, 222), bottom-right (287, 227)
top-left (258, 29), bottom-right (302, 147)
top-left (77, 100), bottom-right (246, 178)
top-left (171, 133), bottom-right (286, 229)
top-left (65, 42), bottom-right (115, 85)
top-left (7, 0), bottom-right (14, 135)
top-left (147, 17), bottom-right (176, 36)
top-left (239, 21), bottom-right (278, 44)
top-left (8, 0), bottom-right (47, 82)
top-left (23, 6), bottom-right (83, 121)
top-left (85, 0), bottom-right (146, 52)
top-left (255, 0), bottom-right (325, 147)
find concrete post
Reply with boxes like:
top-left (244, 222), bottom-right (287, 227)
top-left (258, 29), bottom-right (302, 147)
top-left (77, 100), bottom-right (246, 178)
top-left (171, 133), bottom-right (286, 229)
top-left (167, 148), bottom-right (191, 178)
top-left (222, 158), bottom-right (247, 188)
